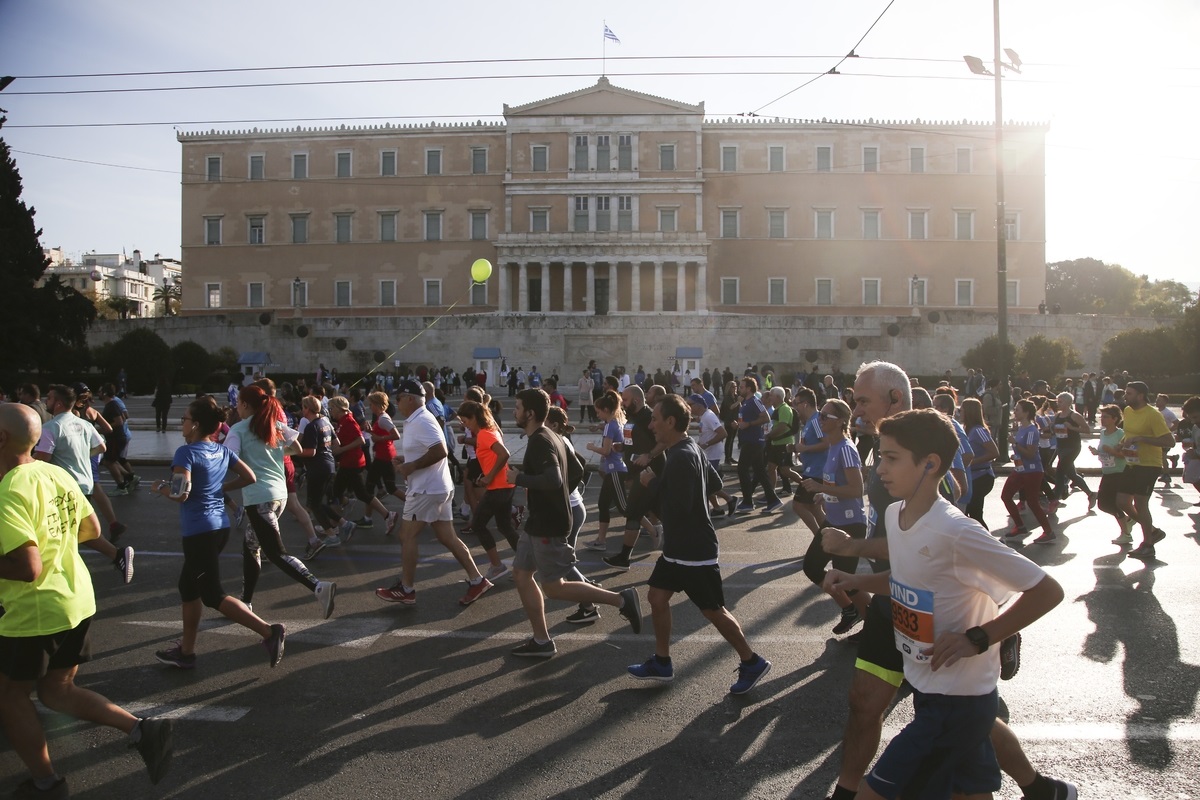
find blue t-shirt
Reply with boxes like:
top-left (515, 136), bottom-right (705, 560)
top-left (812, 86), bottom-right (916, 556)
top-left (945, 417), bottom-right (972, 509)
top-left (821, 439), bottom-right (866, 525)
top-left (1011, 424), bottom-right (1042, 473)
top-left (967, 425), bottom-right (995, 479)
top-left (796, 415), bottom-right (827, 478)
top-left (737, 396), bottom-right (768, 445)
top-left (300, 416), bottom-right (336, 476)
top-left (601, 419), bottom-right (628, 474)
top-left (172, 440), bottom-right (237, 536)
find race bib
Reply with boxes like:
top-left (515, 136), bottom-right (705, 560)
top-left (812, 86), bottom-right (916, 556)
top-left (1098, 452), bottom-right (1116, 468)
top-left (890, 578), bottom-right (934, 665)
top-left (622, 423), bottom-right (635, 448)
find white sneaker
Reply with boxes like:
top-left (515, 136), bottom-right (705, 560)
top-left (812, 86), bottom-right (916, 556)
top-left (315, 581), bottom-right (337, 620)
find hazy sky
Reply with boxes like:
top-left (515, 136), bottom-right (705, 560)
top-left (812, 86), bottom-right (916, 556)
top-left (2, 0), bottom-right (1197, 284)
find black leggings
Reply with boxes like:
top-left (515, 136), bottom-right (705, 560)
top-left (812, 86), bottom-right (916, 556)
top-left (472, 487), bottom-right (519, 552)
top-left (180, 528), bottom-right (230, 608)
top-left (305, 469), bottom-right (341, 531)
top-left (333, 465), bottom-right (374, 505)
top-left (366, 458), bottom-right (398, 495)
top-left (155, 406), bottom-right (170, 431)
top-left (1055, 442), bottom-right (1092, 499)
top-left (243, 500), bottom-right (318, 603)
top-left (966, 473), bottom-right (995, 529)
top-left (803, 522), bottom-right (866, 586)
top-left (598, 472), bottom-right (628, 523)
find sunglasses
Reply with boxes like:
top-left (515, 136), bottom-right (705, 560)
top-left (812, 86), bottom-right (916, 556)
top-left (180, 416), bottom-right (193, 423)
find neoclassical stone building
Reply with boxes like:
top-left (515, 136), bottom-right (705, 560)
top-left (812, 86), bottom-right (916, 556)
top-left (178, 78), bottom-right (1046, 321)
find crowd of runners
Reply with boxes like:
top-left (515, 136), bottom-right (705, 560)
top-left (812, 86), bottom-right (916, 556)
top-left (1, 362), bottom-right (1196, 799)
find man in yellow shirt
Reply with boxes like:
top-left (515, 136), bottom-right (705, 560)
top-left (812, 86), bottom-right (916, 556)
top-left (0, 403), bottom-right (173, 796)
top-left (1118, 381), bottom-right (1175, 559)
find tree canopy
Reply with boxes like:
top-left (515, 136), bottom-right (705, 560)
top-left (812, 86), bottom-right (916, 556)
top-left (1046, 258), bottom-right (1195, 317)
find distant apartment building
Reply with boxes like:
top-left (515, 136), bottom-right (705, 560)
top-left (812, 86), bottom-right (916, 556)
top-left (44, 247), bottom-right (183, 318)
top-left (177, 78), bottom-right (1047, 317)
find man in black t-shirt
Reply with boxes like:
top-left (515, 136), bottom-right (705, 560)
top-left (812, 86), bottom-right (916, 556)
top-left (602, 385), bottom-right (666, 570)
top-left (506, 390), bottom-right (641, 659)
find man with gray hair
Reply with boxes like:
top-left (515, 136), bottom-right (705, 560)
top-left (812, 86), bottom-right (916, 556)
top-left (763, 386), bottom-right (796, 498)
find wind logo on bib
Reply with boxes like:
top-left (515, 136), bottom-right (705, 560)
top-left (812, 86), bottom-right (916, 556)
top-left (890, 578), bottom-right (934, 664)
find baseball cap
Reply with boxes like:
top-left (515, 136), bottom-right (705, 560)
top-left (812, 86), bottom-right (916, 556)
top-left (687, 394), bottom-right (708, 406)
top-left (396, 379), bottom-right (425, 398)
top-left (72, 382), bottom-right (90, 395)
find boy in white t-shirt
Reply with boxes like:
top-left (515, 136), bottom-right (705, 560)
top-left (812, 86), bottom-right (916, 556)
top-left (826, 409), bottom-right (1064, 800)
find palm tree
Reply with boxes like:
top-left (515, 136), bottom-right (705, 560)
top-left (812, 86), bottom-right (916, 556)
top-left (104, 296), bottom-right (139, 320)
top-left (153, 283), bottom-right (181, 316)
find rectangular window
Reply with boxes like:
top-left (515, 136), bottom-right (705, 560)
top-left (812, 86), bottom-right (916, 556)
top-left (471, 147), bottom-right (487, 174)
top-left (816, 146), bottom-right (832, 172)
top-left (863, 278), bottom-right (881, 306)
top-left (596, 135), bottom-right (610, 169)
top-left (595, 196), bottom-right (611, 232)
top-left (291, 215), bottom-right (308, 244)
top-left (206, 156), bottom-right (221, 182)
top-left (380, 280), bottom-right (396, 307)
top-left (334, 213), bottom-right (352, 243)
top-left (424, 212), bottom-right (442, 241)
top-left (957, 147), bottom-right (972, 174)
top-left (204, 217), bottom-right (221, 246)
top-left (426, 149), bottom-right (442, 175)
top-left (248, 215), bottom-right (265, 245)
top-left (617, 195), bottom-right (633, 231)
top-left (769, 146), bottom-right (784, 172)
top-left (816, 278), bottom-right (832, 305)
top-left (247, 282), bottom-right (264, 308)
top-left (336, 151), bottom-right (351, 178)
top-left (205, 283), bottom-right (221, 309)
top-left (721, 145), bottom-right (737, 172)
top-left (863, 146), bottom-right (878, 173)
top-left (471, 282), bottom-right (487, 306)
top-left (721, 278), bottom-right (739, 305)
top-left (380, 212), bottom-right (396, 242)
top-left (292, 153), bottom-right (307, 179)
top-left (910, 147), bottom-right (925, 173)
top-left (249, 154), bottom-right (264, 181)
top-left (956, 211), bottom-right (974, 241)
top-left (618, 135), bottom-right (632, 170)
top-left (528, 278), bottom-right (542, 312)
top-left (424, 280), bottom-right (441, 306)
top-left (659, 144), bottom-right (675, 171)
top-left (574, 196), bottom-right (589, 232)
top-left (381, 150), bottom-right (396, 177)
top-left (574, 135), bottom-right (589, 171)
top-left (769, 278), bottom-right (786, 305)
top-left (335, 280), bottom-right (351, 307)
top-left (471, 211), bottom-right (488, 240)
top-left (815, 210), bottom-right (833, 239)
top-left (1006, 280), bottom-right (1018, 307)
top-left (531, 209), bottom-right (549, 233)
top-left (659, 208), bottom-right (677, 233)
top-left (532, 145), bottom-right (548, 172)
top-left (911, 278), bottom-right (927, 306)
top-left (768, 210), bottom-right (786, 239)
top-left (1005, 212), bottom-right (1020, 241)
top-left (909, 210), bottom-right (927, 240)
top-left (292, 281), bottom-right (307, 308)
top-left (957, 280), bottom-right (974, 307)
top-left (721, 209), bottom-right (738, 238)
top-left (863, 210), bottom-right (880, 240)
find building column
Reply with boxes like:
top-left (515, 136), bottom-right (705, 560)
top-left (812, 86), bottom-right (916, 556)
top-left (498, 261), bottom-right (509, 312)
top-left (562, 260), bottom-right (572, 312)
top-left (608, 262), bottom-right (618, 312)
top-left (586, 262), bottom-right (596, 315)
top-left (695, 259), bottom-right (708, 314)
top-left (518, 262), bottom-right (528, 313)
top-left (676, 262), bottom-right (686, 312)
top-left (653, 261), bottom-right (663, 311)
top-left (630, 262), bottom-right (641, 313)
top-left (540, 263), bottom-right (551, 313)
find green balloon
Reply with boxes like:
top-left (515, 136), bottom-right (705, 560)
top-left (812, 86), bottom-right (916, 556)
top-left (471, 258), bottom-right (493, 283)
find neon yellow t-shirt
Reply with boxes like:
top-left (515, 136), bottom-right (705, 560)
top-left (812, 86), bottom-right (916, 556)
top-left (1121, 404), bottom-right (1171, 467)
top-left (0, 461), bottom-right (97, 636)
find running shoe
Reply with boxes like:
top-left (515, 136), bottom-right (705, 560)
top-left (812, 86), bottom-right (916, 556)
top-left (320, 534), bottom-right (342, 549)
top-left (1149, 528), bottom-right (1167, 546)
top-left (832, 605), bottom-right (862, 635)
top-left (12, 777), bottom-right (68, 799)
top-left (338, 519), bottom-right (357, 544)
top-left (355, 517), bottom-right (373, 529)
top-left (735, 502), bottom-right (755, 515)
top-left (155, 642), bottom-right (196, 670)
top-left (1044, 777), bottom-right (1079, 800)
top-left (566, 606), bottom-right (600, 624)
top-left (710, 507), bottom-right (726, 518)
top-left (761, 499), bottom-right (783, 514)
top-left (129, 474), bottom-right (141, 490)
top-left (628, 656), bottom-right (674, 682)
top-left (730, 655), bottom-right (772, 695)
top-left (459, 578), bottom-right (494, 606)
top-left (585, 539), bottom-right (608, 551)
top-left (1031, 532), bottom-right (1057, 545)
top-left (1000, 632), bottom-right (1021, 681)
top-left (384, 511), bottom-right (399, 536)
top-left (303, 539), bottom-right (327, 561)
top-left (1087, 493), bottom-right (1097, 512)
top-left (315, 581), bottom-right (337, 619)
top-left (510, 638), bottom-right (556, 658)
top-left (113, 484), bottom-right (131, 496)
top-left (603, 553), bottom-right (631, 572)
top-left (726, 496), bottom-right (737, 518)
top-left (1128, 543), bottom-right (1156, 560)
top-left (109, 520), bottom-right (127, 544)
top-left (375, 582), bottom-right (416, 605)
top-left (618, 587), bottom-right (642, 633)
top-left (114, 547), bottom-right (135, 584)
top-left (1003, 527), bottom-right (1029, 543)
top-left (131, 717), bottom-right (174, 785)
top-left (263, 624), bottom-right (286, 667)
top-left (485, 562), bottom-right (510, 582)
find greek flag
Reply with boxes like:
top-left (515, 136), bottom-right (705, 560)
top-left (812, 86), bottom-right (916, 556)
top-left (604, 25), bottom-right (621, 44)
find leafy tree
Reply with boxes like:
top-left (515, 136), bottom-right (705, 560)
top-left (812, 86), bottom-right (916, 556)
top-left (170, 341), bottom-right (210, 386)
top-left (1046, 258), bottom-right (1196, 317)
top-left (1130, 278), bottom-right (1194, 318)
top-left (960, 334), bottom-right (1018, 381)
top-left (94, 328), bottom-right (172, 394)
top-left (1016, 334), bottom-right (1083, 382)
top-left (0, 116), bottom-right (96, 374)
top-left (1175, 304), bottom-right (1199, 370)
top-left (1101, 328), bottom-right (1181, 377)
top-left (153, 283), bottom-right (181, 316)
top-left (104, 296), bottom-right (138, 320)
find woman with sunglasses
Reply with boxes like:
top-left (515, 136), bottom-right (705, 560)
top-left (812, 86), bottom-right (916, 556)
top-left (798, 399), bottom-right (867, 636)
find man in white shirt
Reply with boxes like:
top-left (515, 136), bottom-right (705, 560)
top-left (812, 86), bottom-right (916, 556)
top-left (374, 380), bottom-right (492, 607)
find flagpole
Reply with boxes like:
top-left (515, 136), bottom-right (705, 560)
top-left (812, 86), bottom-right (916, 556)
top-left (602, 20), bottom-right (607, 77)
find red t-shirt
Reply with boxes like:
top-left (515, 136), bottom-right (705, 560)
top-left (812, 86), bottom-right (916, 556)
top-left (475, 428), bottom-right (514, 490)
top-left (372, 413), bottom-right (397, 461)
top-left (336, 415), bottom-right (366, 469)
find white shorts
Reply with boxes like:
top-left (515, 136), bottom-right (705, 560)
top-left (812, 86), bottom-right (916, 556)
top-left (403, 491), bottom-right (453, 523)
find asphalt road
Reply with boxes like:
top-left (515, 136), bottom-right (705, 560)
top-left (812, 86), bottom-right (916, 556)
top-left (3, 450), bottom-right (1199, 798)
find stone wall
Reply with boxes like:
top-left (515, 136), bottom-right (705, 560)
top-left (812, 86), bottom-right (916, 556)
top-left (88, 310), bottom-right (1161, 378)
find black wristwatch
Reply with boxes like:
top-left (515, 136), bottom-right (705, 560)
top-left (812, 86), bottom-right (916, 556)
top-left (965, 626), bottom-right (990, 654)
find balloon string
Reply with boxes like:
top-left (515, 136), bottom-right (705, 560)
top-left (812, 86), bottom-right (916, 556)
top-left (346, 281), bottom-right (479, 391)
